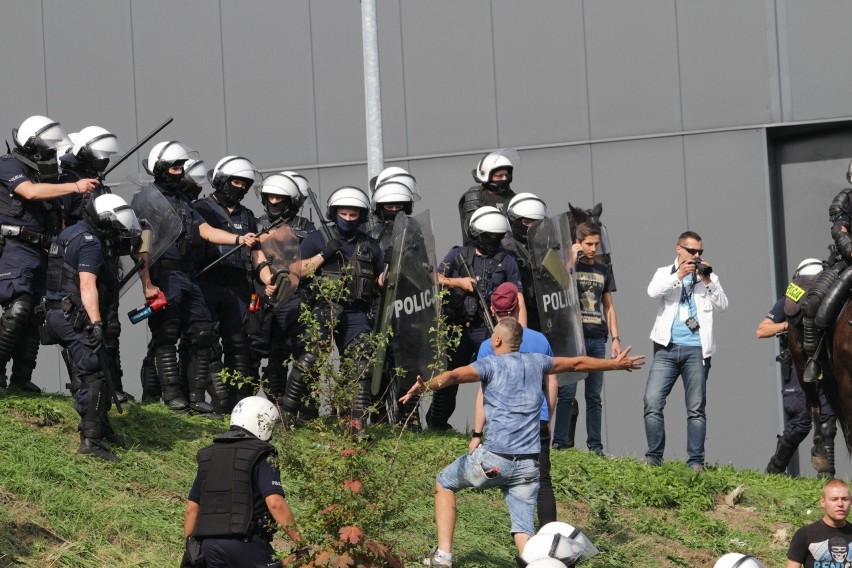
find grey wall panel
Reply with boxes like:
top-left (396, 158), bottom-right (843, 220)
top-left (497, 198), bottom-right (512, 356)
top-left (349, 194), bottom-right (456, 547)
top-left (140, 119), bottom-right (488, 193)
top-left (410, 154), bottom-right (474, 258)
top-left (376, 1), bottom-right (409, 159)
top-left (492, 1), bottom-right (590, 146)
top-left (676, 2), bottom-right (773, 130)
top-left (400, 1), bottom-right (498, 155)
top-left (310, 1), bottom-right (367, 166)
top-left (586, 137), bottom-right (687, 459)
top-left (0, 2), bottom-right (47, 128)
top-left (43, 1), bottom-right (138, 183)
top-left (584, 1), bottom-right (682, 139)
top-left (785, 2), bottom-right (852, 121)
top-left (683, 130), bottom-right (776, 471)
top-left (517, 146), bottom-right (594, 214)
top-left (220, 1), bottom-right (317, 170)
top-left (130, 1), bottom-right (228, 172)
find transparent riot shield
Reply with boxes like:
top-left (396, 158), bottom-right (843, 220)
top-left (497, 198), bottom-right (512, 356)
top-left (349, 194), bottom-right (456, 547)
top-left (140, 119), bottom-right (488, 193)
top-left (260, 224), bottom-right (301, 307)
top-left (120, 184), bottom-right (182, 296)
top-left (527, 212), bottom-right (585, 386)
top-left (567, 202), bottom-right (616, 291)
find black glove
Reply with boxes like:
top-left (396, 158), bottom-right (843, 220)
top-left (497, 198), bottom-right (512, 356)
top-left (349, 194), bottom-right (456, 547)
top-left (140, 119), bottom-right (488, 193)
top-left (320, 238), bottom-right (342, 260)
top-left (87, 321), bottom-right (104, 349)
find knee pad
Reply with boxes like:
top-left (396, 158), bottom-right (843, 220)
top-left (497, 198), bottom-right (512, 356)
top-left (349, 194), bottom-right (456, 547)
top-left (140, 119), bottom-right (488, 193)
top-left (194, 322), bottom-right (218, 348)
top-left (0, 294), bottom-right (34, 334)
top-left (803, 267), bottom-right (840, 317)
top-left (152, 318), bottom-right (180, 347)
top-left (815, 267), bottom-right (852, 328)
top-left (820, 419), bottom-right (838, 440)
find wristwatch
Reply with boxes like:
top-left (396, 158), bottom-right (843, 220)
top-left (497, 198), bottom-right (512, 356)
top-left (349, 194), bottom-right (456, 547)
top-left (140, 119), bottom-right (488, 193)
top-left (471, 431), bottom-right (483, 438)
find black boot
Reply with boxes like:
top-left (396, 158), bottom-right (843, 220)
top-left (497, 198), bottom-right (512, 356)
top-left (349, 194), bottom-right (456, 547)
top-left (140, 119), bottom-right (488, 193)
top-left (765, 430), bottom-right (807, 474)
top-left (567, 398), bottom-right (580, 449)
top-left (281, 353), bottom-right (316, 414)
top-left (186, 342), bottom-right (220, 417)
top-left (817, 419), bottom-right (837, 479)
top-left (78, 420), bottom-right (119, 462)
top-left (154, 346), bottom-right (189, 411)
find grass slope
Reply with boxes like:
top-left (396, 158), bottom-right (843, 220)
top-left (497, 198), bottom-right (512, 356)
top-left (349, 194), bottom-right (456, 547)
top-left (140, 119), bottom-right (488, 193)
top-left (0, 393), bottom-right (829, 567)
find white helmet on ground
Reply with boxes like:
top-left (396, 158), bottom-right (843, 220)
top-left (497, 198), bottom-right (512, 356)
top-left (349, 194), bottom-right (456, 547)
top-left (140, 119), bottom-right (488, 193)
top-left (521, 532), bottom-right (586, 565)
top-left (525, 559), bottom-right (568, 568)
top-left (538, 522), bottom-right (599, 559)
top-left (143, 141), bottom-right (198, 178)
top-left (66, 126), bottom-right (120, 173)
top-left (13, 115), bottom-right (70, 154)
top-left (794, 258), bottom-right (823, 278)
top-left (468, 206), bottom-right (510, 239)
top-left (713, 553), bottom-right (766, 568)
top-left (326, 186), bottom-right (370, 219)
top-left (230, 396), bottom-right (280, 442)
top-left (472, 148), bottom-right (520, 184)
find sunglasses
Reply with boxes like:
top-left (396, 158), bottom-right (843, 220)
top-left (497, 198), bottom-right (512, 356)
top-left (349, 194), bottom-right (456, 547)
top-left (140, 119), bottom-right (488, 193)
top-left (681, 246), bottom-right (704, 256)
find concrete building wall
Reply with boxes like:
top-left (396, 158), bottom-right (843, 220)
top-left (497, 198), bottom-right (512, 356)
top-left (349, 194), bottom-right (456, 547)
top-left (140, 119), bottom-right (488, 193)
top-left (2, 0), bottom-right (852, 475)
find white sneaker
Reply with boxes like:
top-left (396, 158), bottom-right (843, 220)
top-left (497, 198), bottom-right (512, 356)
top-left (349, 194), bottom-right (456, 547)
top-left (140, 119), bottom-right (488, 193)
top-left (422, 546), bottom-right (452, 567)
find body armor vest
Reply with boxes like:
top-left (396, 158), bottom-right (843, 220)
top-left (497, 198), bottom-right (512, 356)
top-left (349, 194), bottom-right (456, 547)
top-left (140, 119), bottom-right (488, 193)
top-left (192, 435), bottom-right (276, 539)
top-left (45, 225), bottom-right (93, 299)
top-left (259, 214), bottom-right (311, 243)
top-left (170, 198), bottom-right (196, 259)
top-left (445, 245), bottom-right (506, 325)
top-left (502, 237), bottom-right (539, 328)
top-left (201, 199), bottom-right (253, 273)
top-left (0, 155), bottom-right (60, 233)
top-left (321, 233), bottom-right (377, 306)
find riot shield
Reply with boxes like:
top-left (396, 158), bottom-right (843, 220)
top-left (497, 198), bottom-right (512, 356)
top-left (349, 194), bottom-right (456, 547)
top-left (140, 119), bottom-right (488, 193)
top-left (567, 202), bottom-right (616, 291)
top-left (527, 212), bottom-right (585, 386)
top-left (120, 184), bottom-right (182, 296)
top-left (259, 224), bottom-right (301, 307)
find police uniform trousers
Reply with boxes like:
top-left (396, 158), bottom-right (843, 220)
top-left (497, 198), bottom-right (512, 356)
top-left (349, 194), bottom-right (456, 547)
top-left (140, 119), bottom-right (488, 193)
top-left (427, 323), bottom-right (489, 430)
top-left (0, 241), bottom-right (46, 384)
top-left (200, 534), bottom-right (276, 568)
top-left (150, 269), bottom-right (214, 336)
top-left (256, 291), bottom-right (303, 398)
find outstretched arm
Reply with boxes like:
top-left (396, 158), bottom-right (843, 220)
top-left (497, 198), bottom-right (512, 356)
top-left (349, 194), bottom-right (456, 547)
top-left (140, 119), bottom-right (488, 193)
top-left (550, 346), bottom-right (645, 374)
top-left (399, 365), bottom-right (480, 404)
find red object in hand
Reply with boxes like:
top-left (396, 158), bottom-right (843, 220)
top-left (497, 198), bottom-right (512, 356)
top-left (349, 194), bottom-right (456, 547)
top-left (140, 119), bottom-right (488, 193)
top-left (249, 293), bottom-right (261, 313)
top-left (127, 291), bottom-right (168, 324)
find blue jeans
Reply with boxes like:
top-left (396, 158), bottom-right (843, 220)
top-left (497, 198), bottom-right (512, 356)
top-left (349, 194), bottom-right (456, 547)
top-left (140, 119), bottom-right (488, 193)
top-left (553, 337), bottom-right (606, 452)
top-left (643, 344), bottom-right (711, 468)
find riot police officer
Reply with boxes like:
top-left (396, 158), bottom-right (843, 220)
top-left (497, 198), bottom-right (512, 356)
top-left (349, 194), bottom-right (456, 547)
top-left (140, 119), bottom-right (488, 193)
top-left (42, 193), bottom-right (141, 461)
top-left (458, 149), bottom-right (518, 245)
top-left (801, 164), bottom-right (852, 382)
top-left (194, 155), bottom-right (269, 411)
top-left (251, 172), bottom-right (315, 402)
top-left (137, 141), bottom-right (257, 415)
top-left (280, 186), bottom-right (382, 435)
top-left (0, 115), bottom-right (98, 394)
top-left (56, 126), bottom-right (135, 403)
top-left (432, 206), bottom-right (525, 429)
top-left (184, 396), bottom-right (303, 567)
top-left (503, 192), bottom-right (548, 331)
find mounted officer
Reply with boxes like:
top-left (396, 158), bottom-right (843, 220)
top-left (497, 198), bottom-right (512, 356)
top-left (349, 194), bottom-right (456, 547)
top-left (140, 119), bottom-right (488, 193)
top-left (42, 194), bottom-right (141, 461)
top-left (0, 115), bottom-right (98, 394)
top-left (458, 149), bottom-right (519, 245)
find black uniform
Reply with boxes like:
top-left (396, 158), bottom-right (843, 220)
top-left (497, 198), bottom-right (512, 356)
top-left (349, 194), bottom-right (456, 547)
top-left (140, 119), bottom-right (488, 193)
top-left (501, 234), bottom-right (540, 331)
top-left (42, 220), bottom-right (119, 455)
top-left (187, 429), bottom-right (286, 568)
top-left (430, 244), bottom-right (522, 429)
top-left (0, 153), bottom-right (62, 392)
top-left (458, 185), bottom-right (515, 246)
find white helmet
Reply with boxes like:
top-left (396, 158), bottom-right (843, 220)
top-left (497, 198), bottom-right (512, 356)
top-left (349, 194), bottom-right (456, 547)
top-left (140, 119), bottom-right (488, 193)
top-left (13, 115), bottom-right (70, 154)
top-left (376, 166), bottom-right (417, 194)
top-left (88, 193), bottom-right (142, 234)
top-left (57, 133), bottom-right (76, 157)
top-left (182, 159), bottom-right (207, 200)
top-left (230, 396), bottom-right (280, 441)
top-left (525, 559), bottom-right (568, 568)
top-left (508, 193), bottom-right (547, 222)
top-left (258, 173), bottom-right (303, 219)
top-left (538, 522), bottom-right (599, 560)
top-left (326, 186), bottom-right (370, 220)
top-left (521, 532), bottom-right (586, 565)
top-left (372, 179), bottom-right (419, 216)
top-left (66, 126), bottom-right (120, 173)
top-left (794, 258), bottom-right (824, 278)
top-left (472, 148), bottom-right (519, 184)
top-left (468, 206), bottom-right (510, 239)
top-left (208, 155), bottom-right (260, 192)
top-left (143, 140), bottom-right (198, 178)
top-left (713, 553), bottom-right (766, 568)
top-left (279, 171), bottom-right (310, 208)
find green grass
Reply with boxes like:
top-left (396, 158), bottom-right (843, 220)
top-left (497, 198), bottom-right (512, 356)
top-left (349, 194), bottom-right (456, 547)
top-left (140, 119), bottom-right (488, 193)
top-left (0, 393), bottom-right (828, 567)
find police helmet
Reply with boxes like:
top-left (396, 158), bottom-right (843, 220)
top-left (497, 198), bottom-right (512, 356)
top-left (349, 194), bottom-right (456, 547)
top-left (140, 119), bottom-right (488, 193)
top-left (794, 258), bottom-right (824, 278)
top-left (181, 159), bottom-right (207, 200)
top-left (143, 141), bottom-right (198, 178)
top-left (376, 166), bottom-right (417, 194)
top-left (521, 532), bottom-right (586, 565)
top-left (208, 155), bottom-right (260, 192)
top-left (468, 206), bottom-right (510, 239)
top-left (258, 173), bottom-right (302, 218)
top-left (326, 186), bottom-right (370, 221)
top-left (230, 396), bottom-right (280, 441)
top-left (525, 559), bottom-right (568, 568)
top-left (538, 522), bottom-right (599, 560)
top-left (279, 171), bottom-right (310, 208)
top-left (372, 179), bottom-right (419, 215)
top-left (472, 148), bottom-right (519, 184)
top-left (507, 193), bottom-right (547, 222)
top-left (713, 553), bottom-right (766, 568)
top-left (13, 115), bottom-right (70, 155)
top-left (67, 126), bottom-right (120, 173)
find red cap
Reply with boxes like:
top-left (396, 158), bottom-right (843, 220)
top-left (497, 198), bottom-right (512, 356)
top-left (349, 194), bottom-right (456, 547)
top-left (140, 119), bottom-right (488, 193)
top-left (490, 282), bottom-right (519, 313)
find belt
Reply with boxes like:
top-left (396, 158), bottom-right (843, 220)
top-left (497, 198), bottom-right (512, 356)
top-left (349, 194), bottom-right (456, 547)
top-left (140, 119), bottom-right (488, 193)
top-left (0, 224), bottom-right (47, 248)
top-left (492, 452), bottom-right (539, 461)
top-left (45, 300), bottom-right (65, 310)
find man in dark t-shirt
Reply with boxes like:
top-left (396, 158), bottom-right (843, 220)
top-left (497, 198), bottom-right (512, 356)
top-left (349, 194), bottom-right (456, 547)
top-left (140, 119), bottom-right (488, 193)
top-left (787, 479), bottom-right (852, 567)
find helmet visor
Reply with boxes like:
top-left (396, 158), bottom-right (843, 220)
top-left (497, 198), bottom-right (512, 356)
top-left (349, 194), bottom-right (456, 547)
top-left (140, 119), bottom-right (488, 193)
top-left (34, 122), bottom-right (71, 152)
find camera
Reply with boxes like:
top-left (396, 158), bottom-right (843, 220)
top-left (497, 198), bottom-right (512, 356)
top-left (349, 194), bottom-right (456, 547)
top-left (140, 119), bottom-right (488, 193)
top-left (692, 255), bottom-right (712, 278)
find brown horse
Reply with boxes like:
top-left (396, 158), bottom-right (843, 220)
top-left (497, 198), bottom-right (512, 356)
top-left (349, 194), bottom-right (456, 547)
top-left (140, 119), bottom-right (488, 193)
top-left (789, 299), bottom-right (852, 470)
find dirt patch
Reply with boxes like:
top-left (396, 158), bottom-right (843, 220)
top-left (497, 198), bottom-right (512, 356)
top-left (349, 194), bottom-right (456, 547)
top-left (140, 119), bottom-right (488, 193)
top-left (0, 488), bottom-right (63, 565)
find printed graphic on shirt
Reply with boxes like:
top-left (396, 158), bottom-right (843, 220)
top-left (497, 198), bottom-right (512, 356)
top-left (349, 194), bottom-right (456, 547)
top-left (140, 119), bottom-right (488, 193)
top-left (809, 538), bottom-right (851, 566)
top-left (576, 270), bottom-right (605, 327)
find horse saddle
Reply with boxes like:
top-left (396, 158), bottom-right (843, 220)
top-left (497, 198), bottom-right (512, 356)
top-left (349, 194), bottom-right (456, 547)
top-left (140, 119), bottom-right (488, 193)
top-left (783, 275), bottom-right (818, 321)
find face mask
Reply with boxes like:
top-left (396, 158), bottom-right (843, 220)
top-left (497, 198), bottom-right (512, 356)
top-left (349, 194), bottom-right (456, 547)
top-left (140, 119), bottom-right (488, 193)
top-left (336, 215), bottom-right (361, 237)
top-left (13, 149), bottom-right (60, 181)
top-left (159, 172), bottom-right (185, 194)
top-left (485, 179), bottom-right (511, 196)
top-left (477, 233), bottom-right (503, 256)
top-left (511, 219), bottom-right (529, 244)
top-left (379, 207), bottom-right (400, 221)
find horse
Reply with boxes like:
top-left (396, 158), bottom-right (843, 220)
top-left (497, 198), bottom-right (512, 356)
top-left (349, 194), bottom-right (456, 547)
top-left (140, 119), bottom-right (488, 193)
top-left (788, 298), bottom-right (852, 473)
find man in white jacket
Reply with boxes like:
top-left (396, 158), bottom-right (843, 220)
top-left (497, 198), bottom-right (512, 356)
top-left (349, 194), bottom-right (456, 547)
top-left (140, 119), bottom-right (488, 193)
top-left (643, 231), bottom-right (727, 471)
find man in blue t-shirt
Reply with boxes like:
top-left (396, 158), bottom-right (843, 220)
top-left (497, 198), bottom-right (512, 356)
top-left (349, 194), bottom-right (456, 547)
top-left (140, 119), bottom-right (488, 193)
top-left (554, 221), bottom-right (620, 454)
top-left (401, 318), bottom-right (644, 566)
top-left (475, 282), bottom-right (557, 528)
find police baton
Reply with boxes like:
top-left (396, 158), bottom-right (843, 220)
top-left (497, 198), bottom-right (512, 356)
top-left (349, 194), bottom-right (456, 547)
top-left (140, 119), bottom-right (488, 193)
top-left (118, 257), bottom-right (146, 291)
top-left (95, 344), bottom-right (123, 414)
top-left (98, 117), bottom-right (174, 182)
top-left (454, 254), bottom-right (495, 334)
top-left (305, 187), bottom-right (335, 244)
top-left (193, 217), bottom-right (285, 281)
